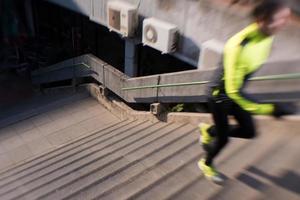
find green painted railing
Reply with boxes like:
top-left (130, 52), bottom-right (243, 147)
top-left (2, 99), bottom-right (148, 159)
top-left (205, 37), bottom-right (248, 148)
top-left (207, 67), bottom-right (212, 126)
top-left (122, 72), bottom-right (300, 91)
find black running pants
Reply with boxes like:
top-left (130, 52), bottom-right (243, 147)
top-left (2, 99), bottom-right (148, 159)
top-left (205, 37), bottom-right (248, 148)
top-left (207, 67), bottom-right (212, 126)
top-left (205, 98), bottom-right (256, 166)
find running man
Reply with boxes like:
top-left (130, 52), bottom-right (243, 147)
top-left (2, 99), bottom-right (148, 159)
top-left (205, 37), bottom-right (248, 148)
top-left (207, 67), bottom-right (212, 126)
top-left (198, 0), bottom-right (294, 183)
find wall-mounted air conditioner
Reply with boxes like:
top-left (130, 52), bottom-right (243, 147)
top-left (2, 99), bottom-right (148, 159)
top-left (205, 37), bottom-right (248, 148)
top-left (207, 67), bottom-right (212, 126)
top-left (107, 1), bottom-right (138, 37)
top-left (142, 18), bottom-right (178, 54)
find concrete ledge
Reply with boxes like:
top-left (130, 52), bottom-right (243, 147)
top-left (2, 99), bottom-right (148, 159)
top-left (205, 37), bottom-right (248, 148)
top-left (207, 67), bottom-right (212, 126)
top-left (167, 111), bottom-right (300, 125)
top-left (32, 54), bottom-right (300, 104)
top-left (86, 83), bottom-right (300, 130)
top-left (86, 84), bottom-right (159, 123)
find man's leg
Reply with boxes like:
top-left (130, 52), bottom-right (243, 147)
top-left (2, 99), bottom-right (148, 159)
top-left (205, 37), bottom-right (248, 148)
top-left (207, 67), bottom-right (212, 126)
top-left (205, 99), bottom-right (230, 166)
top-left (198, 99), bottom-right (230, 183)
top-left (228, 103), bottom-right (256, 139)
top-left (207, 102), bottom-right (256, 140)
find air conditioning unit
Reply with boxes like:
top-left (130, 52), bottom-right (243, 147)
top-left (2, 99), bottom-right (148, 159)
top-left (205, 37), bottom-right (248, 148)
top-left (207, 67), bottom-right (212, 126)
top-left (107, 1), bottom-right (138, 37)
top-left (142, 18), bottom-right (178, 54)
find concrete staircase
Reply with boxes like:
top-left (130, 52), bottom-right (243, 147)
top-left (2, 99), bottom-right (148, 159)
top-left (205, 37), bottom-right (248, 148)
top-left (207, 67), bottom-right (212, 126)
top-left (0, 86), bottom-right (299, 200)
top-left (0, 88), bottom-right (120, 171)
top-left (0, 103), bottom-right (299, 199)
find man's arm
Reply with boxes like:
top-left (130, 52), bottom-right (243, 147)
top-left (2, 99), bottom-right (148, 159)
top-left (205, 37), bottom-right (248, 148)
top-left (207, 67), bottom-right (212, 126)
top-left (223, 37), bottom-right (275, 115)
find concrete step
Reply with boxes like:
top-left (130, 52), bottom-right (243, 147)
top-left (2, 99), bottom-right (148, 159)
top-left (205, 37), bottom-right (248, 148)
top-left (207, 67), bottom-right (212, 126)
top-left (0, 120), bottom-right (157, 199)
top-left (0, 119), bottom-right (129, 178)
top-left (0, 90), bottom-right (121, 172)
top-left (0, 96), bottom-right (118, 166)
top-left (57, 124), bottom-right (196, 200)
top-left (0, 120), bottom-right (132, 193)
top-left (164, 120), bottom-right (300, 200)
top-left (207, 131), bottom-right (300, 200)
top-left (98, 144), bottom-right (201, 200)
top-left (101, 134), bottom-right (246, 200)
top-left (2, 119), bottom-right (177, 198)
top-left (0, 89), bottom-right (89, 129)
top-left (0, 100), bottom-right (299, 200)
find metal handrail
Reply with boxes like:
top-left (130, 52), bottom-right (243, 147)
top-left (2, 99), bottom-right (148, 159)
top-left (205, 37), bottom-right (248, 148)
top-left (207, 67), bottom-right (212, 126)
top-left (122, 72), bottom-right (300, 91)
top-left (32, 60), bottom-right (300, 92)
top-left (31, 54), bottom-right (300, 103)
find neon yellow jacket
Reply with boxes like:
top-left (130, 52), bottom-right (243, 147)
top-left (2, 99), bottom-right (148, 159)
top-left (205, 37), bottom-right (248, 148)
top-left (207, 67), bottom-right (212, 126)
top-left (222, 23), bottom-right (275, 115)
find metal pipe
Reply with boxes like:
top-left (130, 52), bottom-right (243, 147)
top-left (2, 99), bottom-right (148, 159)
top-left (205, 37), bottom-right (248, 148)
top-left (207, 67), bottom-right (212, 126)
top-left (122, 72), bottom-right (300, 91)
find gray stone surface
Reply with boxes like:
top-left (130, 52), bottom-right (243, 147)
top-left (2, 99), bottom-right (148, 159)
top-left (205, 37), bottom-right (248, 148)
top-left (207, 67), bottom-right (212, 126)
top-left (0, 113), bottom-right (298, 200)
top-left (124, 74), bottom-right (159, 103)
top-left (32, 54), bottom-right (300, 104)
top-left (103, 64), bottom-right (126, 98)
top-left (47, 0), bottom-right (300, 64)
top-left (0, 91), bottom-right (120, 172)
top-left (6, 144), bottom-right (33, 164)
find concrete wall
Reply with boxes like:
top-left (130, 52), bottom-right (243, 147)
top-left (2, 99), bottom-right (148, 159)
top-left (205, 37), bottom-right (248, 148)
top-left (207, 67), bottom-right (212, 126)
top-left (46, 0), bottom-right (300, 67)
top-left (32, 54), bottom-right (300, 103)
top-left (46, 0), bottom-right (91, 16)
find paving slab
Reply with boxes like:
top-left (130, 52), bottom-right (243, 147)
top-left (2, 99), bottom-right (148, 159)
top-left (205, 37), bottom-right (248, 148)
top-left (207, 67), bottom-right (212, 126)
top-left (0, 91), bottom-right (120, 172)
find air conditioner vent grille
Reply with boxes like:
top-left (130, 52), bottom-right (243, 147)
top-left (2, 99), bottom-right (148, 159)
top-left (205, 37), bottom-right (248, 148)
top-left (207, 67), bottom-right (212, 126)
top-left (144, 25), bottom-right (158, 43)
top-left (108, 8), bottom-right (121, 30)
